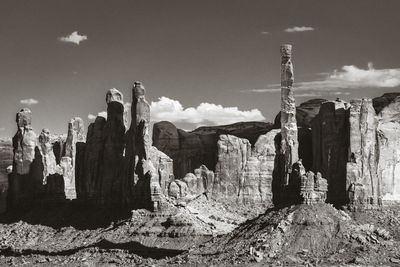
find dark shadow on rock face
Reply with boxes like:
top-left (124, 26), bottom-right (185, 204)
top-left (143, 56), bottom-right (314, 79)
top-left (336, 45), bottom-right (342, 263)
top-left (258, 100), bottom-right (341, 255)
top-left (272, 132), bottom-right (283, 207)
top-left (0, 238), bottom-right (184, 259)
top-left (0, 204), bottom-right (133, 230)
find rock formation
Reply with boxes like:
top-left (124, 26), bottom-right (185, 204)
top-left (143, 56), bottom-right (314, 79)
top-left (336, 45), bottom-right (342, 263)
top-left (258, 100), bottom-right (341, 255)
top-left (311, 99), bottom-right (351, 205)
top-left (280, 44), bottom-right (299, 185)
top-left (63, 117), bottom-right (85, 200)
top-left (38, 128), bottom-right (57, 183)
top-left (0, 139), bottom-right (12, 213)
top-left (102, 89), bottom-right (126, 204)
top-left (376, 96), bottom-right (400, 202)
top-left (13, 108), bottom-right (36, 175)
top-left (373, 92), bottom-right (400, 115)
top-left (81, 116), bottom-right (106, 200)
top-left (346, 99), bottom-right (379, 206)
top-left (213, 129), bottom-right (279, 204)
top-left (9, 108), bottom-right (37, 208)
top-left (152, 121), bottom-right (274, 179)
top-left (274, 98), bottom-right (327, 128)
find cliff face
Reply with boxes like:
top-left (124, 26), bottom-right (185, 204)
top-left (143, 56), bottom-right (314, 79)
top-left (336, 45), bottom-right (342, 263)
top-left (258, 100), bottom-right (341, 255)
top-left (152, 121), bottom-right (274, 179)
top-left (311, 94), bottom-right (400, 206)
top-left (311, 99), bottom-right (351, 205)
top-left (377, 96), bottom-right (400, 202)
top-left (211, 130), bottom-right (279, 205)
top-left (346, 99), bottom-right (379, 206)
top-left (0, 139), bottom-right (12, 213)
top-left (274, 99), bottom-right (327, 128)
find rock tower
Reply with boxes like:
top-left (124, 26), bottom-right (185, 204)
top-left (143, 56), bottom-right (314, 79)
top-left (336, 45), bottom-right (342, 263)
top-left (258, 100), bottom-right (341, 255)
top-left (280, 44), bottom-right (299, 184)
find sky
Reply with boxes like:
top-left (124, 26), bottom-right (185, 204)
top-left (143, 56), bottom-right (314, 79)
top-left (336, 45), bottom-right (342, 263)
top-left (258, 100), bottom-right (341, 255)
top-left (1, 0), bottom-right (400, 137)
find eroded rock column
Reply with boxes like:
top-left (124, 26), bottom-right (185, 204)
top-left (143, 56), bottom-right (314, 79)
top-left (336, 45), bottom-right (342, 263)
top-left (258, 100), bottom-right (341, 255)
top-left (280, 44), bottom-right (299, 184)
top-left (10, 108), bottom-right (37, 208)
top-left (102, 88), bottom-right (126, 203)
top-left (346, 99), bottom-right (378, 207)
top-left (63, 117), bottom-right (85, 200)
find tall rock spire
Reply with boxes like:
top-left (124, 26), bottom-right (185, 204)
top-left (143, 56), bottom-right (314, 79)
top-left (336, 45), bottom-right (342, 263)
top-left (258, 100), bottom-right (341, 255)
top-left (280, 44), bottom-right (299, 184)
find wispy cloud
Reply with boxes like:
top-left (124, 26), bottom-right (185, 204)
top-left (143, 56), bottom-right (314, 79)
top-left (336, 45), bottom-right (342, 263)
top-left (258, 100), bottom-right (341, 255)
top-left (248, 63), bottom-right (400, 94)
top-left (150, 97), bottom-right (265, 128)
top-left (260, 31), bottom-right (269, 35)
top-left (59, 31), bottom-right (88, 45)
top-left (294, 91), bottom-right (351, 98)
top-left (285, 26), bottom-right (314, 33)
top-left (20, 98), bottom-right (39, 105)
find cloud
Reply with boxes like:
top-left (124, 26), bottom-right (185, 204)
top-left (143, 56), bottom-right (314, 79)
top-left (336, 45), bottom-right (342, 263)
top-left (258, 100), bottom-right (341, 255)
top-left (20, 98), bottom-right (39, 105)
top-left (87, 114), bottom-right (96, 120)
top-left (261, 31), bottom-right (269, 35)
top-left (294, 91), bottom-right (351, 98)
top-left (59, 31), bottom-right (88, 45)
top-left (0, 128), bottom-right (4, 132)
top-left (284, 26), bottom-right (314, 33)
top-left (150, 97), bottom-right (265, 128)
top-left (249, 88), bottom-right (280, 93)
top-left (88, 111), bottom-right (107, 121)
top-left (249, 63), bottom-right (400, 93)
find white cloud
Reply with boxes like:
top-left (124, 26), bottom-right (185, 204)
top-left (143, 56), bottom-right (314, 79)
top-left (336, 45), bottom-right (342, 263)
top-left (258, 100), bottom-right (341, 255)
top-left (261, 31), bottom-right (269, 35)
top-left (250, 63), bottom-right (400, 93)
top-left (20, 98), bottom-right (39, 105)
top-left (285, 26), bottom-right (315, 33)
top-left (88, 111), bottom-right (107, 121)
top-left (249, 88), bottom-right (280, 93)
top-left (98, 111), bottom-right (107, 119)
top-left (59, 31), bottom-right (88, 45)
top-left (88, 114), bottom-right (96, 120)
top-left (150, 97), bottom-right (265, 127)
